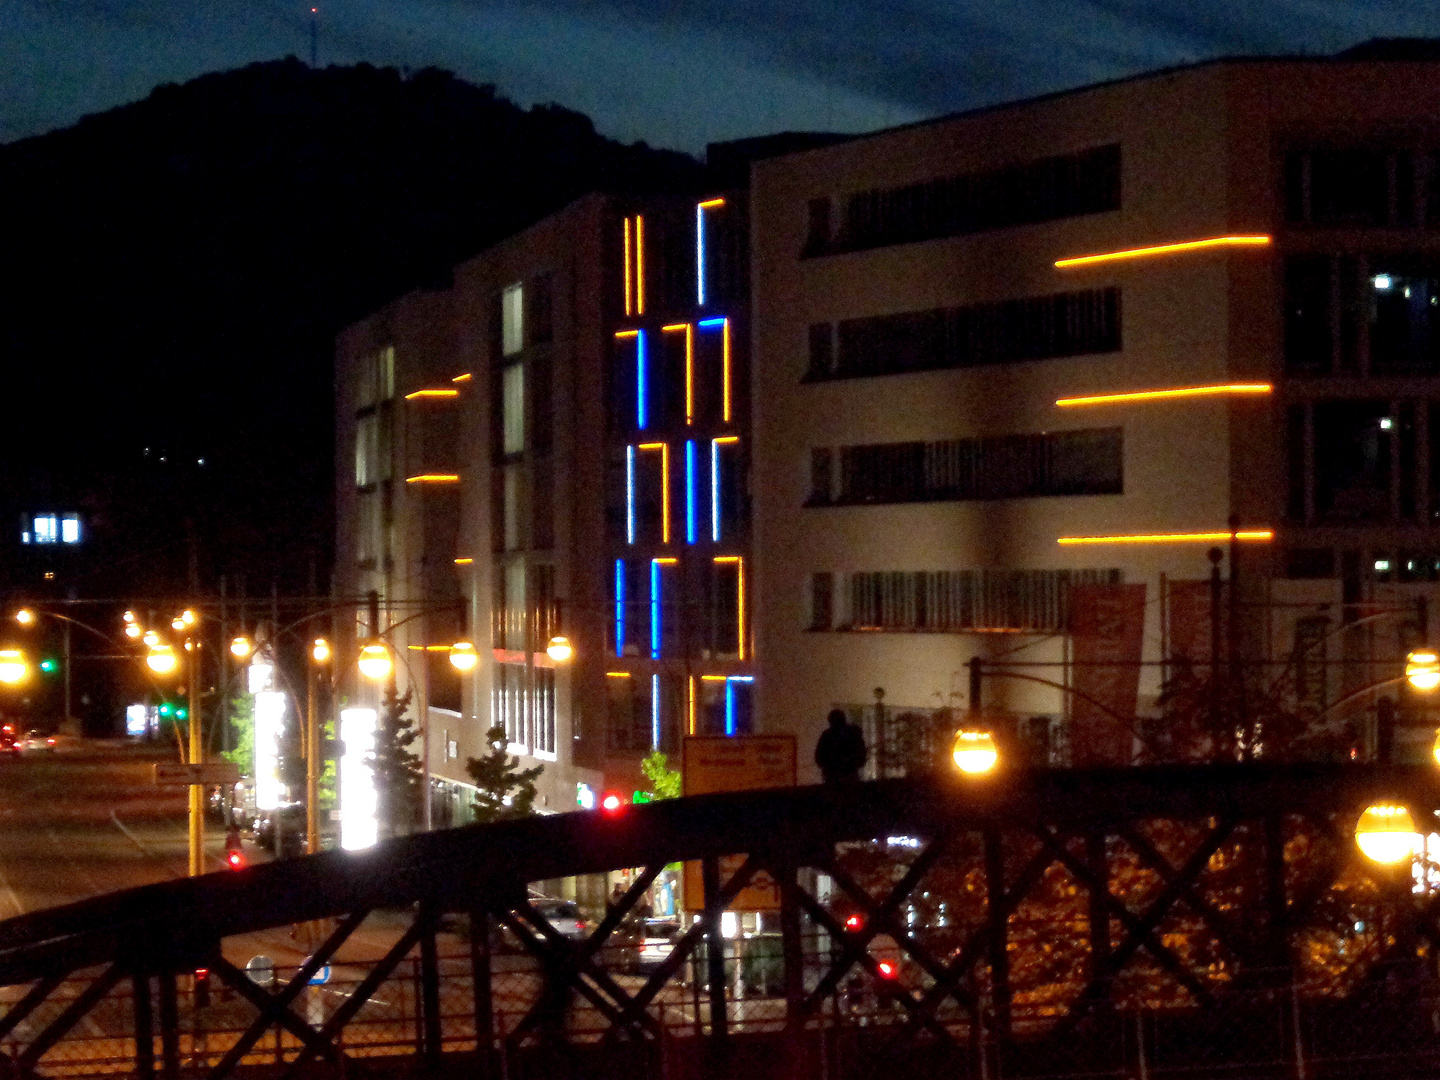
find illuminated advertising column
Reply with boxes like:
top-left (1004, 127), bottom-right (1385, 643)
top-left (253, 691), bottom-right (287, 811)
top-left (339, 708), bottom-right (378, 850)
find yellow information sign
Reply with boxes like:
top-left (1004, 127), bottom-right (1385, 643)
top-left (682, 734), bottom-right (796, 911)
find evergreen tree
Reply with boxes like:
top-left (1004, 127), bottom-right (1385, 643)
top-left (466, 725), bottom-right (543, 823)
top-left (366, 683), bottom-right (422, 838)
top-left (640, 750), bottom-right (682, 799)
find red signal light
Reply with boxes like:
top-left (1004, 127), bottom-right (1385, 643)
top-left (876, 960), bottom-right (897, 980)
top-left (600, 792), bottom-right (624, 813)
top-left (226, 850), bottom-right (245, 870)
top-left (844, 914), bottom-right (863, 932)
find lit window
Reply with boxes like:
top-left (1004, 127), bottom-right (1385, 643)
top-left (33, 516), bottom-right (57, 544)
top-left (61, 516), bottom-right (80, 544)
top-left (502, 283), bottom-right (524, 357)
top-left (1375, 559), bottom-right (1392, 572)
top-left (502, 363), bottom-right (525, 454)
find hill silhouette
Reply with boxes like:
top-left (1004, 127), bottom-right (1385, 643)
top-left (0, 58), bottom-right (704, 596)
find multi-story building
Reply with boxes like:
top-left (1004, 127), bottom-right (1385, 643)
top-left (335, 180), bottom-right (753, 830)
top-left (748, 46), bottom-right (1440, 775)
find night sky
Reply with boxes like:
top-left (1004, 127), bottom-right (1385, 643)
top-left (8, 1), bottom-right (1440, 152)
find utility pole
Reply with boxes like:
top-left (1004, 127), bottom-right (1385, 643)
top-left (188, 620), bottom-right (205, 876)
top-left (306, 654), bottom-right (320, 853)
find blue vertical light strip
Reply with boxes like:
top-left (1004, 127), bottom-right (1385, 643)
top-left (650, 559), bottom-right (662, 660)
top-left (696, 203), bottom-right (705, 306)
top-left (614, 560), bottom-right (625, 657)
top-left (710, 439), bottom-right (721, 543)
top-left (685, 440), bottom-right (697, 544)
top-left (724, 679), bottom-right (735, 736)
top-left (651, 673), bottom-right (661, 750)
top-left (636, 330), bottom-right (648, 430)
top-left (626, 445), bottom-right (636, 544)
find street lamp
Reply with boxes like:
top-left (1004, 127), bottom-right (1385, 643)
top-left (13, 609), bottom-right (34, 627)
top-left (230, 635), bottom-right (253, 659)
top-left (1406, 649), bottom-right (1440, 691)
top-left (146, 644), bottom-right (178, 675)
top-left (1355, 803), bottom-right (1421, 865)
top-left (449, 641), bottom-right (478, 671)
top-left (0, 650), bottom-right (29, 685)
top-left (124, 623), bottom-right (142, 640)
top-left (358, 641), bottom-right (393, 681)
top-left (546, 635), bottom-right (574, 663)
top-left (952, 727), bottom-right (999, 775)
top-left (312, 638), bottom-right (332, 664)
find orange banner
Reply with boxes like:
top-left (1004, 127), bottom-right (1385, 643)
top-left (1069, 583), bottom-right (1146, 766)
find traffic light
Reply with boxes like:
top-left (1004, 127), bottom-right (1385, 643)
top-left (631, 790), bottom-right (653, 805)
top-left (844, 914), bottom-right (864, 932)
top-left (157, 703), bottom-right (172, 717)
top-left (174, 707), bottom-right (187, 720)
top-left (193, 968), bottom-right (210, 1008)
top-left (600, 791), bottom-right (626, 814)
top-left (38, 658), bottom-right (57, 674)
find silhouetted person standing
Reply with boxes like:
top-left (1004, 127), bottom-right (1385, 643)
top-left (816, 709), bottom-right (867, 783)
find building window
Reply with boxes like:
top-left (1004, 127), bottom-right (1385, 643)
top-left (31, 516), bottom-right (57, 544)
top-left (1283, 257), bottom-right (1332, 373)
top-left (808, 288), bottom-right (1120, 382)
top-left (502, 283), bottom-right (524, 357)
top-left (534, 668), bottom-right (556, 758)
top-left (530, 273), bottom-right (553, 345)
top-left (812, 143), bottom-right (1121, 257)
top-left (809, 448), bottom-right (833, 505)
top-left (1369, 261), bottom-right (1440, 375)
top-left (502, 363), bottom-right (524, 455)
top-left (1313, 400), bottom-right (1393, 523)
top-left (1285, 148), bottom-right (1416, 228)
top-left (493, 662), bottom-right (526, 751)
top-left (804, 197), bottom-right (832, 256)
top-left (810, 572), bottom-right (834, 630)
top-left (607, 673), bottom-right (649, 753)
top-left (357, 345), bottom-right (396, 409)
top-left (832, 568), bottom-right (1121, 633)
top-left (825, 428), bottom-right (1122, 506)
top-left (60, 516), bottom-right (80, 544)
top-left (807, 323), bottom-right (835, 379)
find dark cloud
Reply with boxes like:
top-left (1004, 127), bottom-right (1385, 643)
top-left (4, 0), bottom-right (1439, 150)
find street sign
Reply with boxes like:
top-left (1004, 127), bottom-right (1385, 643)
top-left (308, 965), bottom-right (331, 985)
top-left (245, 955), bottom-right (275, 989)
top-left (153, 762), bottom-right (241, 787)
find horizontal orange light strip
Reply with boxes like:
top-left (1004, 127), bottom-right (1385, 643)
top-left (606, 671), bottom-right (632, 678)
top-left (638, 442), bottom-right (665, 451)
top-left (662, 323), bottom-right (689, 332)
top-left (405, 474), bottom-right (461, 484)
top-left (404, 389), bottom-right (460, 400)
top-left (713, 435), bottom-right (739, 445)
top-left (615, 329), bottom-right (640, 339)
top-left (700, 674), bottom-right (729, 682)
top-left (453, 558), bottom-right (473, 565)
top-left (698, 198), bottom-right (726, 209)
top-left (1058, 529), bottom-right (1274, 546)
top-left (1056, 383), bottom-right (1273, 407)
top-left (451, 373), bottom-right (472, 383)
top-left (1055, 235), bottom-right (1271, 269)
top-left (653, 557), bottom-right (678, 565)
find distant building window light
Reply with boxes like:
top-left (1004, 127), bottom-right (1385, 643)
top-left (1373, 275), bottom-right (1393, 291)
top-left (33, 516), bottom-right (58, 544)
top-left (20, 533), bottom-right (29, 545)
top-left (1375, 559), bottom-right (1392, 572)
top-left (501, 283), bottom-right (524, 357)
top-left (61, 517), bottom-right (80, 544)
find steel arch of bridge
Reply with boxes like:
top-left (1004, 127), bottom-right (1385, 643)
top-left (0, 764), bottom-right (1438, 1078)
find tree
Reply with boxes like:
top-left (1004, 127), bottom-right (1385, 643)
top-left (640, 750), bottom-right (681, 799)
top-left (367, 683), bottom-right (422, 839)
top-left (467, 725), bottom-right (543, 823)
top-left (220, 694), bottom-right (254, 774)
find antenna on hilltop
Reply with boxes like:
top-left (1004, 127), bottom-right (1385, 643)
top-left (309, 6), bottom-right (318, 67)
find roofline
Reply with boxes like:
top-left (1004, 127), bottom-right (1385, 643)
top-left (761, 51), bottom-right (1440, 166)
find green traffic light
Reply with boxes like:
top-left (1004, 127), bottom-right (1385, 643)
top-left (158, 704), bottom-right (172, 716)
top-left (632, 790), bottom-right (653, 804)
top-left (38, 659), bottom-right (57, 673)
top-left (175, 708), bottom-right (188, 720)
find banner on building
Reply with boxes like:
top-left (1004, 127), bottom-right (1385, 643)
top-left (1068, 583), bottom-right (1147, 766)
top-left (682, 735), bottom-right (795, 911)
top-left (1166, 578), bottom-right (1225, 666)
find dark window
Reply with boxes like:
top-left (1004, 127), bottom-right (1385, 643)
top-left (810, 572), bottom-right (833, 630)
top-left (606, 674), bottom-right (649, 753)
top-left (1286, 548), bottom-right (1335, 579)
top-left (1429, 402), bottom-right (1440, 524)
top-left (1368, 260), bottom-right (1440, 375)
top-left (1283, 257), bottom-right (1332, 373)
top-left (819, 143), bottom-right (1120, 256)
top-left (1286, 404), bottom-right (1307, 521)
top-left (1400, 402), bottom-right (1418, 520)
top-left (807, 323), bottom-right (834, 379)
top-left (530, 273), bottom-right (554, 345)
top-left (1285, 148), bottom-right (1418, 227)
top-left (532, 456), bottom-right (554, 549)
top-left (530, 351), bottom-right (553, 453)
top-left (428, 650), bottom-right (461, 712)
top-left (809, 448), bottom-right (833, 504)
top-left (814, 289), bottom-right (1118, 382)
top-left (838, 568), bottom-right (1120, 632)
top-left (832, 428), bottom-right (1122, 506)
top-left (1314, 400), bottom-right (1392, 523)
top-left (805, 197), bottom-right (832, 256)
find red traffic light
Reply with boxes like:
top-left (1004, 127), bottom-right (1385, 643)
top-left (226, 850), bottom-right (245, 870)
top-left (844, 914), bottom-right (863, 932)
top-left (600, 792), bottom-right (625, 814)
top-left (876, 960), bottom-right (898, 980)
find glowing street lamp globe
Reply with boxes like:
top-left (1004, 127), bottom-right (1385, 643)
top-left (1407, 649), bottom-right (1440, 692)
top-left (1433, 729), bottom-right (1440, 768)
top-left (358, 642), bottom-right (393, 681)
top-left (546, 635), bottom-right (574, 663)
top-left (1355, 804), bottom-right (1421, 865)
top-left (230, 636), bottom-right (252, 658)
top-left (146, 645), bottom-right (179, 676)
top-left (13, 610), bottom-right (34, 627)
top-left (952, 728), bottom-right (999, 775)
top-left (124, 623), bottom-right (142, 639)
top-left (312, 638), bottom-right (332, 664)
top-left (449, 641), bottom-right (478, 672)
top-left (142, 630), bottom-right (159, 647)
top-left (0, 650), bottom-right (28, 685)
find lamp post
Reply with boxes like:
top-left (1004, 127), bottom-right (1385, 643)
top-left (306, 638), bottom-right (330, 853)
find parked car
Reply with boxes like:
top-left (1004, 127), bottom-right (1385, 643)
top-left (251, 803), bottom-right (306, 857)
top-left (21, 729), bottom-right (55, 753)
top-left (528, 898), bottom-right (589, 940)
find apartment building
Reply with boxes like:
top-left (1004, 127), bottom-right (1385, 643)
top-left (749, 47), bottom-right (1440, 774)
top-left (335, 183), bottom-right (753, 827)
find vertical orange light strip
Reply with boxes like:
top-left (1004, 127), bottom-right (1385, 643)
top-left (722, 319), bottom-right (732, 422)
top-left (622, 218), bottom-right (632, 317)
top-left (636, 215), bottom-right (645, 315)
top-left (714, 556), bottom-right (745, 659)
top-left (687, 675), bottom-right (696, 735)
top-left (662, 324), bottom-right (695, 424)
top-left (638, 442), bottom-right (671, 543)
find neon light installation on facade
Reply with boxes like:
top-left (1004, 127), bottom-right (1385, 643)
top-left (614, 560), bottom-right (625, 657)
top-left (697, 318), bottom-right (731, 422)
top-left (1054, 235), bottom-right (1271, 269)
top-left (1055, 383), bottom-right (1272, 407)
top-left (662, 323), bottom-right (695, 424)
top-left (1057, 529), bottom-right (1275, 546)
top-left (696, 198), bottom-right (725, 306)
